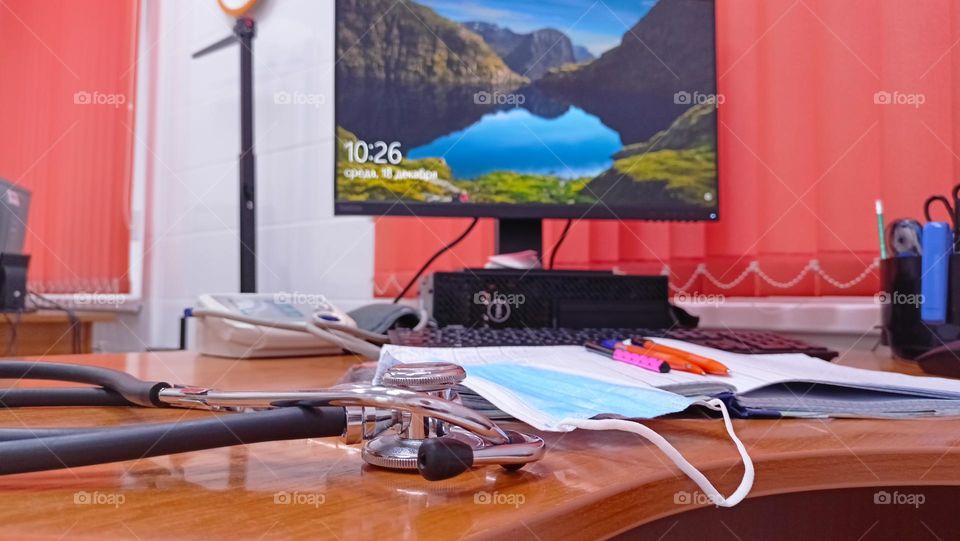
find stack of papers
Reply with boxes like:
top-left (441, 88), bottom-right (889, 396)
top-left (380, 339), bottom-right (960, 418)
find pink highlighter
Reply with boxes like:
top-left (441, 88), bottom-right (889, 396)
top-left (585, 342), bottom-right (671, 373)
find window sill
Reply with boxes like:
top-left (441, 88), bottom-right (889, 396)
top-left (34, 293), bottom-right (143, 314)
top-left (674, 296), bottom-right (881, 335)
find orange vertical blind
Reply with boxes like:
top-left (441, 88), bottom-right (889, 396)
top-left (0, 0), bottom-right (139, 293)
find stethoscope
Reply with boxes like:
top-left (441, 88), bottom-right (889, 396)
top-left (0, 360), bottom-right (545, 480)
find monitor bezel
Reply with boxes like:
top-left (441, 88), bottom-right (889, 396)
top-left (332, 0), bottom-right (720, 223)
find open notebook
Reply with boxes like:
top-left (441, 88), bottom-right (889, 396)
top-left (380, 339), bottom-right (960, 419)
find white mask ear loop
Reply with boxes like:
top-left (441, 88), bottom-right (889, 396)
top-left (562, 398), bottom-right (754, 507)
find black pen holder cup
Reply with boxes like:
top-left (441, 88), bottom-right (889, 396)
top-left (880, 255), bottom-right (960, 359)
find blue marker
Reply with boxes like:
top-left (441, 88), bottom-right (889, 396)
top-left (921, 222), bottom-right (953, 323)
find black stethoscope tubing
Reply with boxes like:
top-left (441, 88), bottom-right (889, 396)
top-left (0, 361), bottom-right (346, 475)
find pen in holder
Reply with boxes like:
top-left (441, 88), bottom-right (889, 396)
top-left (880, 255), bottom-right (960, 359)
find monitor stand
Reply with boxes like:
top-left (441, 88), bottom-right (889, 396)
top-left (481, 218), bottom-right (611, 275)
top-left (495, 218), bottom-right (542, 256)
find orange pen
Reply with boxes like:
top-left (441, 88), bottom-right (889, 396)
top-left (661, 356), bottom-right (707, 375)
top-left (642, 340), bottom-right (730, 375)
top-left (626, 346), bottom-right (707, 375)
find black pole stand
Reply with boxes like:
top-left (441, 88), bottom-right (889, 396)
top-left (192, 17), bottom-right (258, 293)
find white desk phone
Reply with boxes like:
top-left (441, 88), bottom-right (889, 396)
top-left (193, 293), bottom-right (360, 358)
top-left (190, 293), bottom-right (424, 359)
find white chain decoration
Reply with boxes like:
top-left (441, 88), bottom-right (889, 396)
top-left (374, 274), bottom-right (405, 296)
top-left (665, 258), bottom-right (881, 294)
top-left (378, 259), bottom-right (881, 296)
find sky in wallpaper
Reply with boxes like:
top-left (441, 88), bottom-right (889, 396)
top-left (419, 0), bottom-right (657, 56)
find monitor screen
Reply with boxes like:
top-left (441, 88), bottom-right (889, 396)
top-left (334, 0), bottom-right (718, 221)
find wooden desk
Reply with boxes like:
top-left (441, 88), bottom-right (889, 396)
top-left (0, 310), bottom-right (115, 355)
top-left (0, 350), bottom-right (957, 540)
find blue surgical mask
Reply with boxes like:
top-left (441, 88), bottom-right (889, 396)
top-left (377, 349), bottom-right (754, 507)
top-left (464, 363), bottom-right (695, 429)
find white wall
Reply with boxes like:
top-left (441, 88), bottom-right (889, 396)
top-left (133, 0), bottom-right (375, 349)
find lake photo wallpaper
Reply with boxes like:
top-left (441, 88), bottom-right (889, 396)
top-left (335, 0), bottom-right (719, 215)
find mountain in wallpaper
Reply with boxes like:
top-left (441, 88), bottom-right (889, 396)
top-left (536, 0), bottom-right (716, 143)
top-left (463, 21), bottom-right (591, 80)
top-left (335, 0), bottom-right (523, 86)
top-left (538, 0), bottom-right (715, 96)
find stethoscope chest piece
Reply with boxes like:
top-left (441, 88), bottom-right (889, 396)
top-left (361, 362), bottom-right (466, 471)
top-left (352, 362), bottom-right (545, 479)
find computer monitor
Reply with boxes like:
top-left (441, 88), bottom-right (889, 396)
top-left (334, 0), bottom-right (718, 253)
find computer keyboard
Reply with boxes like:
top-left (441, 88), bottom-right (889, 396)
top-left (389, 327), bottom-right (839, 361)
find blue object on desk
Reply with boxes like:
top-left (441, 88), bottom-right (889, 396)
top-left (921, 221), bottom-right (953, 323)
top-left (923, 184), bottom-right (960, 249)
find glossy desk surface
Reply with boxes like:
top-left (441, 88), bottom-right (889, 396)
top-left (0, 350), bottom-right (957, 540)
